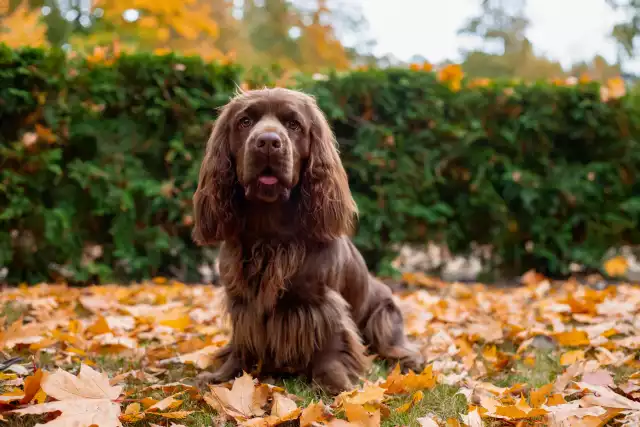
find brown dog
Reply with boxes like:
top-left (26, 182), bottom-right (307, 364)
top-left (192, 87), bottom-right (423, 393)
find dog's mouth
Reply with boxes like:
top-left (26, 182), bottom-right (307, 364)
top-left (257, 167), bottom-right (279, 186)
top-left (244, 167), bottom-right (290, 203)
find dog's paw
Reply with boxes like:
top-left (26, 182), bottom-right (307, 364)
top-left (194, 370), bottom-right (233, 389)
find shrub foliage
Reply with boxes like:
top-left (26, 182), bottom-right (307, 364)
top-left (2, 46), bottom-right (640, 284)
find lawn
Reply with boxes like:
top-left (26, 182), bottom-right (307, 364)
top-left (0, 272), bottom-right (639, 426)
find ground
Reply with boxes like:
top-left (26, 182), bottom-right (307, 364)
top-left (0, 271), bottom-right (639, 427)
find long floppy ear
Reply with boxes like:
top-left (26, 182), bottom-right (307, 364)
top-left (192, 104), bottom-right (241, 245)
top-left (300, 98), bottom-right (358, 242)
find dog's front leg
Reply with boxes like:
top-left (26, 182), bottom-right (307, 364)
top-left (195, 344), bottom-right (241, 386)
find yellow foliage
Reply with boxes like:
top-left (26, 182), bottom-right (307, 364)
top-left (603, 255), bottom-right (629, 277)
top-left (91, 0), bottom-right (219, 54)
top-left (437, 64), bottom-right (464, 91)
top-left (0, 0), bottom-right (48, 48)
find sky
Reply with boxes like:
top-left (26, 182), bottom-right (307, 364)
top-left (359, 0), bottom-right (640, 73)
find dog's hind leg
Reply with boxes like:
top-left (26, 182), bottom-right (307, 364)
top-left (361, 283), bottom-right (424, 373)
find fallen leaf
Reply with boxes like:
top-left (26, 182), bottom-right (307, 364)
top-left (11, 398), bottom-right (122, 427)
top-left (299, 401), bottom-right (330, 426)
top-left (120, 402), bottom-right (145, 422)
top-left (41, 364), bottom-right (123, 401)
top-left (604, 255), bottom-right (628, 277)
top-left (554, 330), bottom-right (590, 346)
top-left (344, 402), bottom-right (380, 427)
top-left (146, 392), bottom-right (184, 412)
top-left (20, 368), bottom-right (44, 404)
top-left (575, 382), bottom-right (640, 410)
top-left (396, 390), bottom-right (424, 413)
top-left (560, 350), bottom-right (585, 366)
top-left (271, 392), bottom-right (298, 418)
top-left (381, 364), bottom-right (436, 394)
top-left (149, 411), bottom-right (193, 419)
top-left (207, 371), bottom-right (265, 421)
top-left (581, 369), bottom-right (615, 387)
top-left (417, 416), bottom-right (440, 427)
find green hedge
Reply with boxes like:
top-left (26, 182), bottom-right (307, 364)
top-left (2, 45), bottom-right (640, 284)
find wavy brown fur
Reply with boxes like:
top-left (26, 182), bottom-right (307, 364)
top-left (192, 88), bottom-right (424, 393)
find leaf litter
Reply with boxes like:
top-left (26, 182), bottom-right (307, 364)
top-left (0, 271), bottom-right (638, 426)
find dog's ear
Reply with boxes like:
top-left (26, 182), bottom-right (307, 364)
top-left (299, 98), bottom-right (358, 242)
top-left (192, 104), bottom-right (242, 245)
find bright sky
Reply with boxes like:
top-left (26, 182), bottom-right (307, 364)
top-left (360, 0), bottom-right (640, 73)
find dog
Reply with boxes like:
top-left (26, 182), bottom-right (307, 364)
top-left (192, 87), bottom-right (423, 393)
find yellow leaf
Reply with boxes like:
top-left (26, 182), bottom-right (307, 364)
top-left (382, 364), bottom-right (437, 394)
top-left (336, 383), bottom-right (386, 406)
top-left (529, 383), bottom-right (553, 408)
top-left (606, 77), bottom-right (626, 99)
top-left (159, 315), bottom-right (191, 331)
top-left (150, 410), bottom-right (194, 419)
top-left (147, 393), bottom-right (184, 412)
top-left (141, 397), bottom-right (159, 409)
top-left (604, 255), bottom-right (628, 277)
top-left (86, 315), bottom-right (112, 336)
top-left (396, 390), bottom-right (424, 413)
top-left (554, 330), bottom-right (590, 347)
top-left (545, 393), bottom-right (567, 406)
top-left (344, 403), bottom-right (380, 427)
top-left (560, 350), bottom-right (586, 366)
top-left (120, 402), bottom-right (145, 422)
top-left (300, 401), bottom-right (330, 426)
top-left (0, 388), bottom-right (25, 403)
top-left (32, 389), bottom-right (47, 404)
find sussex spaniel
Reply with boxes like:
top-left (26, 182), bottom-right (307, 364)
top-left (192, 87), bottom-right (423, 393)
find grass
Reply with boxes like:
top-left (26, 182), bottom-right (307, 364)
top-left (0, 301), bottom-right (28, 325)
top-left (490, 349), bottom-right (563, 389)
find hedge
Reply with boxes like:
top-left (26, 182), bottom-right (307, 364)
top-left (2, 45), bottom-right (640, 285)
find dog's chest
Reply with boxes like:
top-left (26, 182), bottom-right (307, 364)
top-left (228, 290), bottom-right (330, 372)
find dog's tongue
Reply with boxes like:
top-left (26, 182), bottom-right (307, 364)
top-left (258, 175), bottom-right (278, 185)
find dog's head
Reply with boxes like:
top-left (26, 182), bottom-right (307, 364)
top-left (192, 88), bottom-right (357, 244)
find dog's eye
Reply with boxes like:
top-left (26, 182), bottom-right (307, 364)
top-left (286, 120), bottom-right (301, 131)
top-left (238, 117), bottom-right (253, 129)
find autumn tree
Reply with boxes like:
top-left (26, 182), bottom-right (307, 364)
top-left (0, 0), bottom-right (47, 48)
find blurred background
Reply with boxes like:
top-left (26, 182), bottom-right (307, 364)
top-left (1, 0), bottom-right (640, 81)
top-left (3, 0), bottom-right (640, 286)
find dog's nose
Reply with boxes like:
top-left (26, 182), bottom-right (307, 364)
top-left (255, 132), bottom-right (282, 151)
